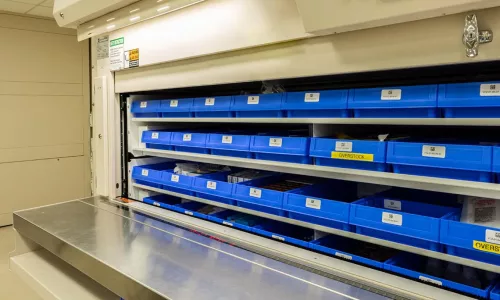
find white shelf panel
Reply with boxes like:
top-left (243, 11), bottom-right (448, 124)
top-left (132, 117), bottom-right (500, 126)
top-left (133, 183), bottom-right (500, 273)
top-left (133, 148), bottom-right (500, 199)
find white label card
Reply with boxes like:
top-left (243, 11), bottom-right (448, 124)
top-left (247, 96), bottom-right (259, 104)
top-left (140, 101), bottom-right (147, 108)
top-left (153, 201), bottom-right (160, 207)
top-left (335, 141), bottom-right (353, 152)
top-left (170, 100), bottom-right (178, 107)
top-left (222, 135), bottom-right (233, 144)
top-left (205, 98), bottom-right (215, 106)
top-left (335, 252), bottom-right (353, 260)
top-left (185, 211), bottom-right (193, 216)
top-left (269, 138), bottom-right (282, 147)
top-left (480, 83), bottom-right (500, 96)
top-left (382, 212), bottom-right (402, 226)
top-left (141, 169), bottom-right (149, 176)
top-left (306, 198), bottom-right (321, 210)
top-left (304, 93), bottom-right (320, 102)
top-left (183, 134), bottom-right (192, 141)
top-left (151, 132), bottom-right (159, 139)
top-left (486, 229), bottom-right (500, 245)
top-left (249, 188), bottom-right (262, 198)
top-left (422, 145), bottom-right (446, 158)
top-left (206, 181), bottom-right (217, 190)
top-left (419, 276), bottom-right (442, 286)
top-left (381, 89), bottom-right (402, 100)
top-left (384, 199), bottom-right (402, 211)
top-left (171, 174), bottom-right (179, 182)
top-left (272, 235), bottom-right (285, 241)
top-left (223, 221), bottom-right (233, 227)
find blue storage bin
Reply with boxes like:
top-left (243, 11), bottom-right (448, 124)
top-left (387, 140), bottom-right (493, 182)
top-left (192, 96), bottom-right (233, 118)
top-left (384, 253), bottom-right (496, 298)
top-left (208, 209), bottom-right (264, 232)
top-left (493, 146), bottom-right (500, 183)
top-left (232, 175), bottom-right (302, 216)
top-left (350, 192), bottom-right (459, 251)
top-left (159, 98), bottom-right (193, 118)
top-left (250, 135), bottom-right (311, 164)
top-left (170, 132), bottom-right (209, 154)
top-left (171, 201), bottom-right (210, 219)
top-left (348, 85), bottom-right (438, 118)
top-left (310, 138), bottom-right (387, 171)
top-left (130, 100), bottom-right (161, 118)
top-left (192, 171), bottom-right (235, 205)
top-left (491, 282), bottom-right (500, 300)
top-left (141, 131), bottom-right (173, 150)
top-left (283, 181), bottom-right (357, 230)
top-left (441, 212), bottom-right (500, 265)
top-left (142, 194), bottom-right (182, 210)
top-left (131, 162), bottom-right (175, 188)
top-left (231, 94), bottom-right (283, 118)
top-left (311, 235), bottom-right (397, 269)
top-left (282, 90), bottom-right (349, 118)
top-left (206, 133), bottom-right (252, 158)
top-left (252, 220), bottom-right (314, 248)
top-left (438, 82), bottom-right (500, 118)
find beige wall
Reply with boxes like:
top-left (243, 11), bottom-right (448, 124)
top-left (0, 13), bottom-right (90, 225)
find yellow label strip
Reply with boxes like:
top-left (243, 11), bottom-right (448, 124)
top-left (473, 240), bottom-right (500, 254)
top-left (331, 152), bottom-right (374, 162)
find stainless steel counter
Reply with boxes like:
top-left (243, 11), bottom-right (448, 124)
top-left (13, 196), bottom-right (389, 300)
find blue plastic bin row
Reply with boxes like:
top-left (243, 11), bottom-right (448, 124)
top-left (132, 81), bottom-right (500, 118)
top-left (133, 163), bottom-right (500, 267)
top-left (143, 130), bottom-right (500, 182)
top-left (142, 192), bottom-right (499, 298)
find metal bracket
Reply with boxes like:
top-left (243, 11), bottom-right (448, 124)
top-left (463, 14), bottom-right (493, 58)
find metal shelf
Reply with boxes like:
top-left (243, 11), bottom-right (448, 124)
top-left (131, 117), bottom-right (500, 126)
top-left (134, 148), bottom-right (500, 199)
top-left (134, 183), bottom-right (500, 273)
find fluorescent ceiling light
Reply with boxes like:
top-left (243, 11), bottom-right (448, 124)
top-left (106, 18), bottom-right (115, 22)
top-left (157, 5), bottom-right (170, 12)
top-left (107, 24), bottom-right (116, 29)
top-left (130, 16), bottom-right (140, 21)
top-left (130, 8), bottom-right (140, 13)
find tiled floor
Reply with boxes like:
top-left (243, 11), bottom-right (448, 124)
top-left (0, 226), bottom-right (41, 300)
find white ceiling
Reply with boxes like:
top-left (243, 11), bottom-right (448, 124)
top-left (0, 0), bottom-right (54, 18)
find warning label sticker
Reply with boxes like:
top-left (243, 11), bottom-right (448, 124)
top-left (125, 48), bottom-right (139, 68)
top-left (473, 240), bottom-right (500, 254)
top-left (331, 152), bottom-right (374, 162)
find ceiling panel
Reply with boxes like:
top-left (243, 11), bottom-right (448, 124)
top-left (40, 0), bottom-right (53, 7)
top-left (0, 0), bottom-right (53, 17)
top-left (27, 5), bottom-right (52, 17)
top-left (8, 0), bottom-right (44, 5)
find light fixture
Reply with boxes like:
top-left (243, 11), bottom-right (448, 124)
top-left (130, 16), bottom-right (141, 21)
top-left (157, 5), bottom-right (170, 12)
top-left (106, 17), bottom-right (115, 22)
top-left (129, 8), bottom-right (140, 13)
top-left (157, 0), bottom-right (163, 2)
top-left (107, 24), bottom-right (116, 29)
top-left (87, 25), bottom-right (95, 29)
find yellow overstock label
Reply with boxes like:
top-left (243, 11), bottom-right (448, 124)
top-left (473, 240), bottom-right (500, 254)
top-left (331, 152), bottom-right (374, 162)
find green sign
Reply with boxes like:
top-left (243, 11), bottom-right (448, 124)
top-left (110, 37), bottom-right (124, 47)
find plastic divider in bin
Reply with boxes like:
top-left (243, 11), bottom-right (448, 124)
top-left (206, 133), bottom-right (252, 158)
top-left (192, 96), bottom-right (233, 118)
top-left (131, 100), bottom-right (162, 118)
top-left (349, 192), bottom-right (459, 251)
top-left (131, 162), bottom-right (176, 187)
top-left (170, 132), bottom-right (209, 154)
top-left (348, 85), bottom-right (438, 118)
top-left (384, 253), bottom-right (497, 298)
top-left (250, 135), bottom-right (311, 164)
top-left (192, 171), bottom-right (235, 205)
top-left (311, 234), bottom-right (398, 269)
top-left (252, 220), bottom-right (314, 248)
top-left (283, 181), bottom-right (358, 230)
top-left (282, 90), bottom-right (349, 118)
top-left (438, 82), bottom-right (500, 118)
top-left (387, 140), bottom-right (493, 182)
top-left (208, 209), bottom-right (264, 232)
top-left (441, 212), bottom-right (500, 265)
top-left (310, 138), bottom-right (387, 171)
top-left (159, 98), bottom-right (193, 118)
top-left (141, 131), bottom-right (173, 150)
top-left (232, 174), bottom-right (301, 216)
top-left (231, 94), bottom-right (284, 118)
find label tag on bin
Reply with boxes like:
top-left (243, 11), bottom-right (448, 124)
top-left (382, 212), bottom-right (402, 226)
top-left (183, 134), bottom-right (192, 142)
top-left (331, 152), bottom-right (373, 161)
top-left (141, 169), bottom-right (149, 176)
top-left (272, 235), bottom-right (285, 241)
top-left (422, 145), bottom-right (446, 158)
top-left (223, 221), bottom-right (233, 227)
top-left (486, 229), bottom-right (500, 245)
top-left (222, 135), bottom-right (233, 144)
top-left (381, 89), bottom-right (401, 100)
top-left (480, 83), bottom-right (500, 96)
top-left (205, 98), bottom-right (215, 106)
top-left (170, 100), bottom-right (178, 107)
top-left (140, 101), bottom-right (147, 108)
top-left (171, 174), bottom-right (179, 182)
top-left (473, 240), bottom-right (500, 254)
top-left (247, 96), bottom-right (259, 104)
top-left (306, 198), bottom-right (321, 210)
top-left (269, 138), bottom-right (282, 147)
top-left (383, 199), bottom-right (401, 211)
top-left (151, 132), bottom-right (159, 139)
top-left (335, 141), bottom-right (352, 152)
top-left (335, 252), bottom-right (352, 260)
top-left (206, 181), bottom-right (217, 190)
top-left (249, 188), bottom-right (262, 198)
top-left (419, 276), bottom-right (442, 286)
top-left (304, 93), bottom-right (320, 102)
